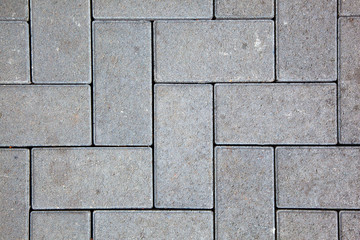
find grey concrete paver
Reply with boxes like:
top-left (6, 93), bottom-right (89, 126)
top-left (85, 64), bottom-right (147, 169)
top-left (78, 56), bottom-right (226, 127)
top-left (340, 0), bottom-right (360, 16)
top-left (340, 211), bottom-right (360, 240)
top-left (0, 0), bottom-right (28, 20)
top-left (215, 0), bottom-right (274, 18)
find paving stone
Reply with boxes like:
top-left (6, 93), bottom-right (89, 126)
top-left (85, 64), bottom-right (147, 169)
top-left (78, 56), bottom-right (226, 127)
top-left (340, 0), bottom-right (360, 16)
top-left (276, 147), bottom-right (360, 208)
top-left (0, 0), bottom-right (28, 20)
top-left (93, 21), bottom-right (152, 145)
top-left (155, 84), bottom-right (213, 208)
top-left (31, 0), bottom-right (90, 83)
top-left (0, 149), bottom-right (29, 240)
top-left (0, 22), bottom-right (29, 84)
top-left (215, 84), bottom-right (337, 144)
top-left (339, 18), bottom-right (360, 144)
top-left (0, 86), bottom-right (91, 146)
top-left (31, 211), bottom-right (90, 240)
top-left (277, 211), bottom-right (337, 240)
top-left (93, 0), bottom-right (212, 19)
top-left (93, 211), bottom-right (213, 239)
top-left (32, 148), bottom-right (152, 209)
top-left (277, 0), bottom-right (337, 81)
top-left (216, 147), bottom-right (274, 239)
top-left (340, 211), bottom-right (360, 240)
top-left (215, 0), bottom-right (274, 18)
top-left (155, 21), bottom-right (274, 82)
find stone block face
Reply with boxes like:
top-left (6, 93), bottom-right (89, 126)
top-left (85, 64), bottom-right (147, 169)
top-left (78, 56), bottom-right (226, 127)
top-left (0, 22), bottom-right (29, 84)
top-left (277, 211), bottom-right (337, 240)
top-left (0, 149), bottom-right (29, 240)
top-left (340, 0), bottom-right (360, 16)
top-left (215, 147), bottom-right (274, 239)
top-left (215, 0), bottom-right (274, 18)
top-left (0, 86), bottom-right (91, 146)
top-left (276, 147), bottom-right (360, 208)
top-left (277, 0), bottom-right (337, 81)
top-left (32, 148), bottom-right (152, 209)
top-left (154, 84), bottom-right (213, 208)
top-left (93, 21), bottom-right (152, 145)
top-left (31, 0), bottom-right (91, 83)
top-left (155, 21), bottom-right (274, 83)
top-left (0, 0), bottom-right (28, 20)
top-left (93, 211), bottom-right (213, 239)
top-left (31, 211), bottom-right (90, 239)
top-left (215, 84), bottom-right (337, 144)
top-left (340, 211), bottom-right (360, 240)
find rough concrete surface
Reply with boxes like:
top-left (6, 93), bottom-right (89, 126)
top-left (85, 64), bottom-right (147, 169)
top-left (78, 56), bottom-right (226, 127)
top-left (340, 0), bottom-right (360, 16)
top-left (340, 211), bottom-right (360, 240)
top-left (0, 0), bottom-right (28, 20)
top-left (216, 0), bottom-right (274, 18)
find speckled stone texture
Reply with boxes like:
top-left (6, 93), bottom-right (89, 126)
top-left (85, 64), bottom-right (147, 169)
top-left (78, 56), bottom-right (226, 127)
top-left (155, 20), bottom-right (274, 82)
top-left (277, 0), bottom-right (337, 81)
top-left (340, 0), bottom-right (360, 16)
top-left (32, 148), bottom-right (152, 209)
top-left (93, 21), bottom-right (152, 145)
top-left (0, 22), bottom-right (29, 83)
top-left (215, 0), bottom-right (274, 18)
top-left (0, 0), bottom-right (28, 20)
top-left (0, 149), bottom-right (29, 240)
top-left (340, 211), bottom-right (360, 240)
top-left (277, 211), bottom-right (337, 240)
top-left (216, 147), bottom-right (274, 239)
top-left (93, 211), bottom-right (213, 239)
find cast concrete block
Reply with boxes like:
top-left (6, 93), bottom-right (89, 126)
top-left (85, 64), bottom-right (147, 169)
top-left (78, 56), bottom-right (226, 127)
top-left (216, 0), bottom-right (274, 18)
top-left (0, 0), bottom-right (28, 20)
top-left (340, 0), bottom-right (360, 16)
top-left (340, 211), bottom-right (360, 240)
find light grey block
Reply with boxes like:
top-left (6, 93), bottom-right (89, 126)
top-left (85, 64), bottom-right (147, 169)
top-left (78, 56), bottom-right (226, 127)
top-left (0, 0), bottom-right (28, 20)
top-left (276, 147), bottom-right (360, 208)
top-left (93, 0), bottom-right (212, 19)
top-left (31, 211), bottom-right (90, 240)
top-left (155, 84), bottom-right (213, 208)
top-left (277, 211), bottom-right (337, 240)
top-left (0, 22), bottom-right (29, 84)
top-left (32, 148), bottom-right (152, 209)
top-left (339, 18), bottom-right (360, 144)
top-left (0, 86), bottom-right (91, 146)
top-left (215, 0), bottom-right (274, 18)
top-left (31, 0), bottom-right (90, 83)
top-left (155, 21), bottom-right (274, 83)
top-left (340, 211), bottom-right (360, 240)
top-left (277, 0), bottom-right (337, 81)
top-left (93, 21), bottom-right (152, 145)
top-left (216, 147), bottom-right (274, 239)
top-left (215, 84), bottom-right (337, 144)
top-left (0, 149), bottom-right (29, 240)
top-left (340, 0), bottom-right (360, 16)
top-left (93, 211), bottom-right (213, 240)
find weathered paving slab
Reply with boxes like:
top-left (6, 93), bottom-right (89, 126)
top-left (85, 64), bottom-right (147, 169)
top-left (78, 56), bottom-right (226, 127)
top-left (93, 0), bottom-right (212, 19)
top-left (215, 84), bottom-right (337, 144)
top-left (31, 0), bottom-right (91, 83)
top-left (32, 148), bottom-right (152, 209)
top-left (340, 211), bottom-right (360, 240)
top-left (277, 0), bottom-right (337, 81)
top-left (215, 0), bottom-right (273, 18)
top-left (276, 147), bottom-right (360, 208)
top-left (93, 21), bottom-right (152, 145)
top-left (0, 86), bottom-right (91, 146)
top-left (155, 84), bottom-right (213, 208)
top-left (277, 211), bottom-right (337, 239)
top-left (155, 21), bottom-right (274, 82)
top-left (340, 0), bottom-right (360, 16)
top-left (0, 0), bottom-right (28, 20)
top-left (216, 147), bottom-right (274, 239)
top-left (0, 149), bottom-right (29, 240)
top-left (0, 22), bottom-right (29, 84)
top-left (31, 211), bottom-right (90, 239)
top-left (339, 18), bottom-right (360, 144)
top-left (93, 211), bottom-right (213, 239)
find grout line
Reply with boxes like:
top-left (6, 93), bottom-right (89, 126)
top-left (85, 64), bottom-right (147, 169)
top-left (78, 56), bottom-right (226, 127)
top-left (28, 0), bottom-right (33, 85)
top-left (30, 208), bottom-right (214, 211)
top-left (90, 210), bottom-right (94, 239)
top-left (273, 146), bottom-right (277, 240)
top-left (273, 0), bottom-right (277, 83)
top-left (90, 0), bottom-right (95, 146)
top-left (151, 20), bottom-right (156, 209)
top-left (337, 210), bottom-right (341, 240)
top-left (336, 0), bottom-right (340, 145)
top-left (212, 85), bottom-right (216, 240)
top-left (212, 0), bottom-right (216, 20)
top-left (28, 147), bottom-right (32, 240)
top-left (142, 81), bottom-right (337, 85)
top-left (277, 207), bottom-right (360, 211)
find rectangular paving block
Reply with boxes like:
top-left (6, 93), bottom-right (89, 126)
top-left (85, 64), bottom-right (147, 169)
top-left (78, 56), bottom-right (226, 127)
top-left (155, 21), bottom-right (274, 82)
top-left (215, 84), bottom-right (337, 144)
top-left (0, 0), bottom-right (28, 20)
top-left (31, 211), bottom-right (90, 239)
top-left (0, 22), bottom-right (29, 84)
top-left (277, 211), bottom-right (337, 240)
top-left (340, 0), bottom-right (360, 16)
top-left (339, 18), bottom-right (360, 144)
top-left (93, 211), bottom-right (213, 239)
top-left (216, 147), bottom-right (274, 239)
top-left (0, 86), bottom-right (91, 146)
top-left (276, 147), bottom-right (360, 208)
top-left (340, 211), bottom-right (360, 240)
top-left (215, 0), bottom-right (274, 18)
top-left (277, 0), bottom-right (337, 81)
top-left (31, 0), bottom-right (90, 83)
top-left (155, 84), bottom-right (213, 208)
top-left (93, 21), bottom-right (152, 145)
top-left (0, 149), bottom-right (29, 240)
top-left (32, 148), bottom-right (152, 209)
top-left (93, 0), bottom-right (212, 19)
